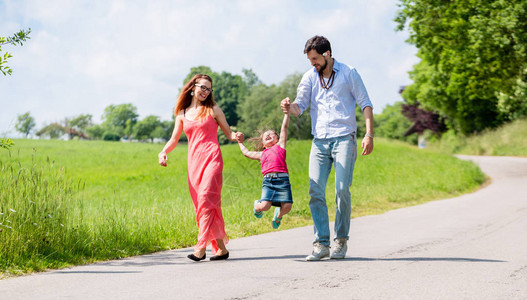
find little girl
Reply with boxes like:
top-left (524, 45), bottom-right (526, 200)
top-left (238, 112), bottom-right (293, 229)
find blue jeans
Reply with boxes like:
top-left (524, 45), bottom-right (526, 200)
top-left (309, 134), bottom-right (357, 247)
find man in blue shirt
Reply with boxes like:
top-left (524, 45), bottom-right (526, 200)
top-left (281, 35), bottom-right (374, 261)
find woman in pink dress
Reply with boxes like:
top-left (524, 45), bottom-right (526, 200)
top-left (158, 74), bottom-right (243, 261)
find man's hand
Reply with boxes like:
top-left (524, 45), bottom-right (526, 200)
top-left (361, 136), bottom-right (373, 156)
top-left (281, 97), bottom-right (290, 113)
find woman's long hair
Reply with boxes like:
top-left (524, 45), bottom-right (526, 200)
top-left (174, 74), bottom-right (215, 119)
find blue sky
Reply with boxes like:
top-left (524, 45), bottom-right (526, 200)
top-left (0, 0), bottom-right (418, 137)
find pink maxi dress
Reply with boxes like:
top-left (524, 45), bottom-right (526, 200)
top-left (183, 114), bottom-right (228, 254)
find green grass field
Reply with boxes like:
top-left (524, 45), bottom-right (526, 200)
top-left (0, 138), bottom-right (485, 277)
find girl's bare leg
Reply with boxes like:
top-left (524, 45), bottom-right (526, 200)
top-left (255, 200), bottom-right (272, 212)
top-left (277, 203), bottom-right (292, 219)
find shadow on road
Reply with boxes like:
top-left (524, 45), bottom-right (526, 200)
top-left (54, 270), bottom-right (142, 274)
top-left (227, 254), bottom-right (306, 261)
top-left (347, 257), bottom-right (506, 263)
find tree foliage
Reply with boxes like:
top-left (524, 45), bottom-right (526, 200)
top-left (19, 66), bottom-right (377, 144)
top-left (15, 112), bottom-right (36, 138)
top-left (36, 123), bottom-right (67, 139)
top-left (242, 68), bottom-right (261, 90)
top-left (401, 102), bottom-right (446, 136)
top-left (497, 71), bottom-right (527, 120)
top-left (0, 28), bottom-right (31, 76)
top-left (180, 66), bottom-right (315, 143)
top-left (237, 73), bottom-right (312, 140)
top-left (86, 124), bottom-right (105, 140)
top-left (134, 115), bottom-right (162, 142)
top-left (375, 102), bottom-right (417, 143)
top-left (396, 0), bottom-right (527, 134)
top-left (101, 103), bottom-right (139, 139)
top-left (68, 114), bottom-right (92, 133)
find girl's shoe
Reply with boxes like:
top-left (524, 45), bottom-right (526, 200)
top-left (272, 207), bottom-right (282, 229)
top-left (254, 200), bottom-right (263, 218)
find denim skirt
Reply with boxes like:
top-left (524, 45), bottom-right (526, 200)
top-left (260, 175), bottom-right (293, 207)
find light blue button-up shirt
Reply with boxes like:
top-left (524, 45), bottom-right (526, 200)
top-left (294, 59), bottom-right (373, 139)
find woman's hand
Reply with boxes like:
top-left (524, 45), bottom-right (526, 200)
top-left (158, 152), bottom-right (168, 167)
top-left (235, 132), bottom-right (245, 143)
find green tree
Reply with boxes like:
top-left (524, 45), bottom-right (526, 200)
top-left (66, 114), bottom-right (92, 139)
top-left (36, 123), bottom-right (66, 139)
top-left (151, 126), bottom-right (166, 142)
top-left (86, 124), bottom-right (104, 140)
top-left (124, 119), bottom-right (134, 141)
top-left (242, 68), bottom-right (261, 90)
top-left (158, 120), bottom-right (175, 141)
top-left (68, 114), bottom-right (92, 133)
top-left (15, 112), bottom-right (36, 138)
top-left (101, 103), bottom-right (138, 138)
top-left (277, 73), bottom-right (312, 140)
top-left (134, 115), bottom-right (161, 142)
top-left (215, 71), bottom-right (247, 126)
top-left (0, 28), bottom-right (31, 76)
top-left (396, 0), bottom-right (527, 134)
top-left (497, 71), bottom-right (527, 121)
top-left (375, 102), bottom-right (417, 144)
top-left (238, 83), bottom-right (279, 137)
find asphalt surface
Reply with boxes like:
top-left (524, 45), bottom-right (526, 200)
top-left (1, 155), bottom-right (526, 299)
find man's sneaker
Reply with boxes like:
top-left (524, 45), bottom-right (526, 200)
top-left (306, 242), bottom-right (330, 261)
top-left (330, 238), bottom-right (348, 259)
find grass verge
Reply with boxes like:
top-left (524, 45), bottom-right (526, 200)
top-left (0, 138), bottom-right (485, 277)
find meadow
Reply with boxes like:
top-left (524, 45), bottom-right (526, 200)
top-left (0, 138), bottom-right (485, 277)
top-left (426, 118), bottom-right (527, 156)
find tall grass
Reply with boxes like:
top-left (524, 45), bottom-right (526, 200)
top-left (0, 153), bottom-right (84, 273)
top-left (426, 118), bottom-right (527, 156)
top-left (1, 138), bottom-right (485, 277)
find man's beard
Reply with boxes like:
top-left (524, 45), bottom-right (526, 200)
top-left (318, 58), bottom-right (328, 73)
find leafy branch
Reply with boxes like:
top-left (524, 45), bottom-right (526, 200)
top-left (0, 28), bottom-right (31, 76)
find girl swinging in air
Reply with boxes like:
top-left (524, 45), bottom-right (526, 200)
top-left (238, 110), bottom-right (293, 229)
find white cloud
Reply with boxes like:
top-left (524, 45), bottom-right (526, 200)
top-left (1, 0), bottom-right (417, 137)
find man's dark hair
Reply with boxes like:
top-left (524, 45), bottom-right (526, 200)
top-left (304, 35), bottom-right (332, 55)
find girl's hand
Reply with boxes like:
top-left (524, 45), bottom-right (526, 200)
top-left (281, 97), bottom-right (290, 113)
top-left (235, 132), bottom-right (245, 143)
top-left (158, 152), bottom-right (168, 167)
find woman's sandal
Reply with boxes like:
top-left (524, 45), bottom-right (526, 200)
top-left (254, 200), bottom-right (263, 218)
top-left (187, 253), bottom-right (206, 261)
top-left (272, 207), bottom-right (282, 229)
top-left (210, 252), bottom-right (229, 261)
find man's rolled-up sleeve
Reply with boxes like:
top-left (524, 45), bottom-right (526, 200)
top-left (294, 72), bottom-right (313, 116)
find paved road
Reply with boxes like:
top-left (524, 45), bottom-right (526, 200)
top-left (1, 155), bottom-right (526, 299)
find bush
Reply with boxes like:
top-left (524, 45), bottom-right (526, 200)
top-left (102, 131), bottom-right (121, 141)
